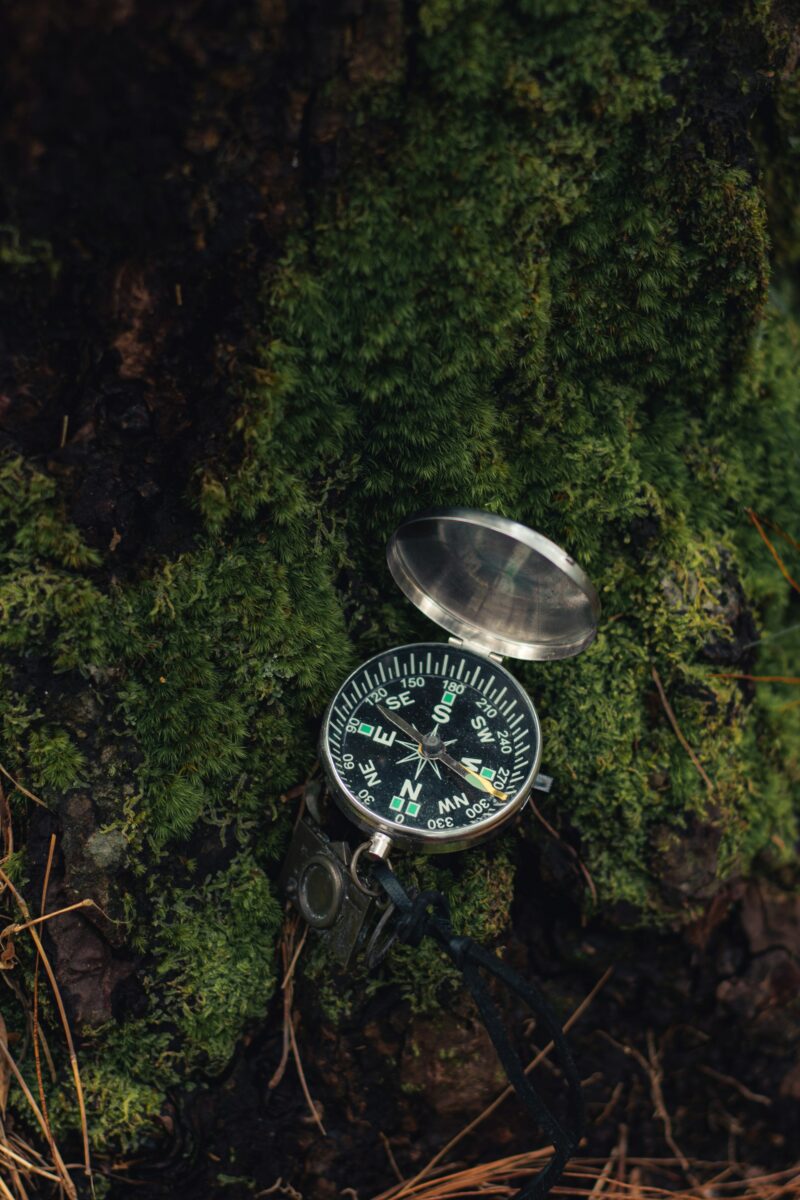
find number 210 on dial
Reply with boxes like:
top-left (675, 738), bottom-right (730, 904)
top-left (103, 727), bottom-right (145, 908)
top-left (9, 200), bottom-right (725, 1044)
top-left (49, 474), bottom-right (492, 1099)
top-left (322, 643), bottom-right (541, 851)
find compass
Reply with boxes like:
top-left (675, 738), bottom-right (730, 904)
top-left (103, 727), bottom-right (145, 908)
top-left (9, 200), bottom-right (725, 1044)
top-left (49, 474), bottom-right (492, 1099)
top-left (283, 507), bottom-right (595, 1194)
top-left (319, 507), bottom-right (600, 857)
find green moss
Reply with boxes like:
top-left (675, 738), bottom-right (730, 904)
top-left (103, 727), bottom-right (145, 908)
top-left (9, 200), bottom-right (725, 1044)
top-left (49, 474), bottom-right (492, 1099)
top-left (0, 225), bottom-right (60, 279)
top-left (0, 455), bottom-right (108, 671)
top-left (26, 726), bottom-right (85, 791)
top-left (148, 853), bottom-right (282, 1069)
top-left (199, 0), bottom-right (799, 928)
top-left (47, 1020), bottom-right (171, 1153)
top-left (110, 537), bottom-right (352, 846)
top-left (2, 0), bottom-right (800, 1161)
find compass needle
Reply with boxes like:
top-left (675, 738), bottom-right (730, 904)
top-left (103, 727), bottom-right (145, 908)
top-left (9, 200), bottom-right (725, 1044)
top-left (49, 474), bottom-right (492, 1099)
top-left (437, 750), bottom-right (509, 800)
top-left (376, 703), bottom-right (426, 744)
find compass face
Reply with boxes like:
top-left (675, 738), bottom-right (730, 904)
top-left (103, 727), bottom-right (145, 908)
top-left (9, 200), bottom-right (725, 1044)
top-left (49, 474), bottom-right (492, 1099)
top-left (321, 643), bottom-right (541, 851)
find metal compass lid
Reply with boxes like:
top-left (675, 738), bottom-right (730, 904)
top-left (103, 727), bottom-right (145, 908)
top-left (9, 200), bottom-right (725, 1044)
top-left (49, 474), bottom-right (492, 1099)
top-left (386, 507), bottom-right (600, 662)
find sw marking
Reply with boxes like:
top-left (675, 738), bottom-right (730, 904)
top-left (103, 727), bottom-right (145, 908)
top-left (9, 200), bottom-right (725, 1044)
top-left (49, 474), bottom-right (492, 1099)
top-left (470, 714), bottom-right (495, 743)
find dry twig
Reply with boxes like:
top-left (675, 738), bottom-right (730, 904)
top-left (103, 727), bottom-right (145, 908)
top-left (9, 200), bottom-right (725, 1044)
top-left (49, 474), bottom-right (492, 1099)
top-left (288, 1012), bottom-right (326, 1137)
top-left (0, 765), bottom-right (47, 810)
top-left (31, 834), bottom-right (57, 1177)
top-left (598, 1032), bottom-right (697, 1187)
top-left (367, 1155), bottom-right (800, 1200)
top-left (594, 1081), bottom-right (624, 1128)
top-left (380, 1132), bottom-right (406, 1185)
top-left (746, 509), bottom-right (800, 597)
top-left (0, 1036), bottom-right (76, 1200)
top-left (699, 1065), bottom-right (772, 1109)
top-left (650, 667), bottom-right (713, 795)
top-left (0, 864), bottom-right (91, 1191)
top-left (269, 911), bottom-right (299, 1091)
top-left (528, 797), bottom-right (598, 905)
top-left (268, 910), bottom-right (325, 1137)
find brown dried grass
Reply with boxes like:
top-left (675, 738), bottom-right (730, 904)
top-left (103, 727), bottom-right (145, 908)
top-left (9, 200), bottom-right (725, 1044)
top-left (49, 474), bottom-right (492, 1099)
top-left (0, 773), bottom-right (93, 1199)
top-left (373, 1156), bottom-right (800, 1200)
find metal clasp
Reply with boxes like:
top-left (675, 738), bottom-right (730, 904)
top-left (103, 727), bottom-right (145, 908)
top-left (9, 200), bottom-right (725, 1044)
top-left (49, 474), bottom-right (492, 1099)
top-left (447, 636), bottom-right (504, 663)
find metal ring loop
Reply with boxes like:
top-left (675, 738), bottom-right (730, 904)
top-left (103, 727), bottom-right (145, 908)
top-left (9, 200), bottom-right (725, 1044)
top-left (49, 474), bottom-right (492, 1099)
top-left (349, 842), bottom-right (385, 897)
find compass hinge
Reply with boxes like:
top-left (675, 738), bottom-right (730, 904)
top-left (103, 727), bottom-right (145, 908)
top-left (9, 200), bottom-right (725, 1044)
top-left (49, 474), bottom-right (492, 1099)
top-left (447, 636), bottom-right (504, 664)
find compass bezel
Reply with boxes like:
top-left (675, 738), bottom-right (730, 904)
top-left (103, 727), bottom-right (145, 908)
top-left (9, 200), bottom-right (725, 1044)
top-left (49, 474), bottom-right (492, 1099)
top-left (319, 641), bottom-right (542, 853)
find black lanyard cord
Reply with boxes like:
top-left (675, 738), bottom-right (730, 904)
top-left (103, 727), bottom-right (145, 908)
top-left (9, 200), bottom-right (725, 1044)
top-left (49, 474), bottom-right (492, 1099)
top-left (370, 860), bottom-right (584, 1200)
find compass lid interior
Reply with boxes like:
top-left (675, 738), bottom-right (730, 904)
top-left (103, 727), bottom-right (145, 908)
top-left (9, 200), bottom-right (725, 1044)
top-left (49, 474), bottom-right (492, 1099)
top-left (386, 507), bottom-right (600, 661)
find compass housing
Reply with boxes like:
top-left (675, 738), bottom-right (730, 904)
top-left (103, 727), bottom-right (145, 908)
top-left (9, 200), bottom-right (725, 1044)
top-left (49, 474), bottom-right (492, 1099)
top-left (320, 643), bottom-right (542, 853)
top-left (319, 508), bottom-right (599, 854)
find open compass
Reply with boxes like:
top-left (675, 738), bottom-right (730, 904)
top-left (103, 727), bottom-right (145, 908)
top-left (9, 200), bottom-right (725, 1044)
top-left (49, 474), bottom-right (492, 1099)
top-left (281, 508), bottom-right (597, 1197)
top-left (320, 507), bottom-right (599, 859)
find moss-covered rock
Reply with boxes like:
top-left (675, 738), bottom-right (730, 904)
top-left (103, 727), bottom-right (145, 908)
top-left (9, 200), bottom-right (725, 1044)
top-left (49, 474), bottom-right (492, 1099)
top-left (1, 0), bottom-right (799, 1163)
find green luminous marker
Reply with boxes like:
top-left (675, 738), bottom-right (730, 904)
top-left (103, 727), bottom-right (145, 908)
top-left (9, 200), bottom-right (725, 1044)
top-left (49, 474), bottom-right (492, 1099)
top-left (358, 722), bottom-right (374, 736)
top-left (442, 691), bottom-right (456, 705)
top-left (390, 796), bottom-right (404, 812)
top-left (406, 801), bottom-right (420, 817)
top-left (479, 766), bottom-right (495, 781)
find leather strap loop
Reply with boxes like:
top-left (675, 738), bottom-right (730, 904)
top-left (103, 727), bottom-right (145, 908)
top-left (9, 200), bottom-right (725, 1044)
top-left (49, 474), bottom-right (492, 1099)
top-left (370, 859), bottom-right (583, 1199)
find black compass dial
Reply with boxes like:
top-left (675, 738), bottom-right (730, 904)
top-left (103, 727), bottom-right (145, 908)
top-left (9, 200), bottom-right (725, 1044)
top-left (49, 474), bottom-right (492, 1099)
top-left (322, 643), bottom-right (541, 847)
